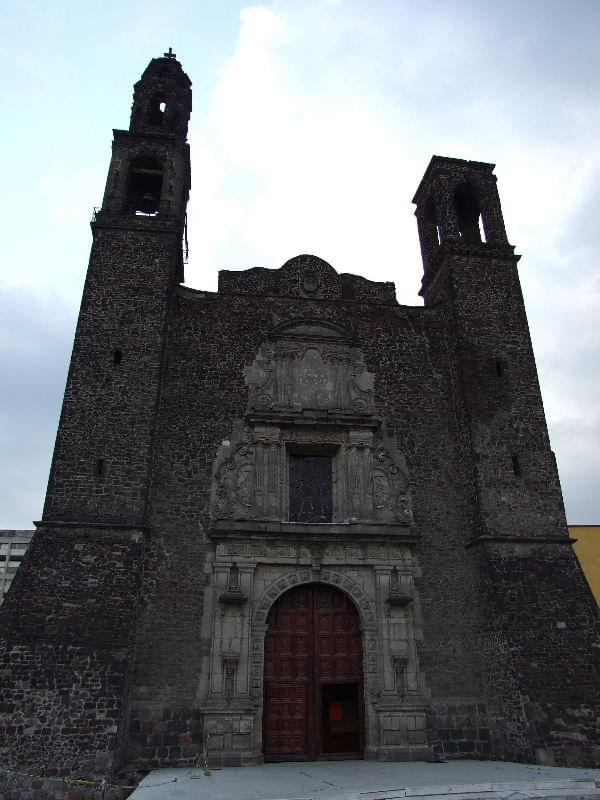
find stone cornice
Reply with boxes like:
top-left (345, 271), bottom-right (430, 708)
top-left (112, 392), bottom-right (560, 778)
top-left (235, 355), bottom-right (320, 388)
top-left (209, 519), bottom-right (417, 543)
top-left (465, 534), bottom-right (575, 549)
top-left (419, 239), bottom-right (520, 299)
top-left (246, 410), bottom-right (381, 430)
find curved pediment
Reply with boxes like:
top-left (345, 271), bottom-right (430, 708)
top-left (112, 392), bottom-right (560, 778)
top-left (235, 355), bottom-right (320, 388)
top-left (217, 253), bottom-right (397, 304)
top-left (280, 254), bottom-right (336, 272)
top-left (279, 254), bottom-right (342, 300)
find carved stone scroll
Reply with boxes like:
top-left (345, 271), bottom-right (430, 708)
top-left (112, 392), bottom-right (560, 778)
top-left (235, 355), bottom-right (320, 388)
top-left (211, 430), bottom-right (257, 520)
top-left (369, 437), bottom-right (412, 524)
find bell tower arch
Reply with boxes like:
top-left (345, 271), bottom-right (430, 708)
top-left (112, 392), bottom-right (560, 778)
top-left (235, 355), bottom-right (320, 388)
top-left (100, 48), bottom-right (191, 228)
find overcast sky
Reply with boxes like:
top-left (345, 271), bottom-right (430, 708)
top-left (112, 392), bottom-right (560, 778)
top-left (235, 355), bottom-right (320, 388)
top-left (1, 0), bottom-right (599, 528)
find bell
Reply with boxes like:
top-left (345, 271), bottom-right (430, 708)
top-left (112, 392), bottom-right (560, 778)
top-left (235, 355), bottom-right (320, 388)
top-left (137, 192), bottom-right (159, 214)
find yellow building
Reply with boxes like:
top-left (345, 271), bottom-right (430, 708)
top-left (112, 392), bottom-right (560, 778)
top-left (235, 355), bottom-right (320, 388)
top-left (569, 525), bottom-right (600, 605)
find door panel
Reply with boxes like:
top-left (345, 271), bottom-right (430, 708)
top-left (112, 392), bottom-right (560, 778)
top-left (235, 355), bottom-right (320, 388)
top-left (263, 583), bottom-right (363, 760)
top-left (263, 683), bottom-right (308, 757)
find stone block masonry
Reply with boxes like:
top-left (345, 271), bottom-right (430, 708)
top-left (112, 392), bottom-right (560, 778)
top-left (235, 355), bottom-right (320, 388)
top-left (0, 526), bottom-right (145, 788)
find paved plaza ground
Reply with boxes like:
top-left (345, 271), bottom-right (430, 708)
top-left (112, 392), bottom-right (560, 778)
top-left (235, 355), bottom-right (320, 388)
top-left (129, 759), bottom-right (600, 800)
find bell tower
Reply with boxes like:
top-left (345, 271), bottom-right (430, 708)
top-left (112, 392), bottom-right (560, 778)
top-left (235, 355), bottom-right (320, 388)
top-left (43, 51), bottom-right (191, 524)
top-left (98, 48), bottom-right (191, 267)
top-left (413, 158), bottom-right (600, 764)
top-left (413, 156), bottom-right (566, 542)
top-left (414, 156), bottom-right (509, 305)
top-left (0, 54), bottom-right (192, 783)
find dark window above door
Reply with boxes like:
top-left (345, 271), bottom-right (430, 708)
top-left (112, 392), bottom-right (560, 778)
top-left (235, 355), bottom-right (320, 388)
top-left (289, 454), bottom-right (332, 523)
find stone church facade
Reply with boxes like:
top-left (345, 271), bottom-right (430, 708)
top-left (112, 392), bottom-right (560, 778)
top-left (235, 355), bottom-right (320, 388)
top-left (1, 53), bottom-right (599, 788)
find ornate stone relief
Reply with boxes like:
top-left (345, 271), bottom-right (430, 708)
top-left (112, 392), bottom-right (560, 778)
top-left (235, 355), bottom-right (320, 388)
top-left (244, 323), bottom-right (374, 414)
top-left (345, 430), bottom-right (412, 523)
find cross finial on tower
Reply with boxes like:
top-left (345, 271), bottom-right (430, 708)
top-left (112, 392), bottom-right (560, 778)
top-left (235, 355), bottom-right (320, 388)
top-left (163, 47), bottom-right (176, 59)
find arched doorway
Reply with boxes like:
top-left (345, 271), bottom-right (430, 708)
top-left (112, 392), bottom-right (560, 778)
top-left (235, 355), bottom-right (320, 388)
top-left (263, 583), bottom-right (364, 761)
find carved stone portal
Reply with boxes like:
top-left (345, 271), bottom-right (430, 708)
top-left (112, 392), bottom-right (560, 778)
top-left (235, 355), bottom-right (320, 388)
top-left (202, 320), bottom-right (423, 766)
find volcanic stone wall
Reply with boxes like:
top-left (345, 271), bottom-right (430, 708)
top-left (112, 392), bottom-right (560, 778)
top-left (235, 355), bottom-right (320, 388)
top-left (43, 227), bottom-right (180, 526)
top-left (446, 247), bottom-right (567, 540)
top-left (477, 541), bottom-right (600, 766)
top-left (3, 252), bottom-right (599, 778)
top-left (0, 525), bottom-right (144, 780)
top-left (434, 242), bottom-right (600, 762)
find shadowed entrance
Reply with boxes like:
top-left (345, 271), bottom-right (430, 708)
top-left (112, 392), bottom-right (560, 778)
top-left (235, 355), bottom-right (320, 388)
top-left (263, 583), bottom-right (363, 761)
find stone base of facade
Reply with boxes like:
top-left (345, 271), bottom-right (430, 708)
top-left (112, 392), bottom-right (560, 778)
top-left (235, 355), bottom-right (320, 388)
top-left (0, 525), bottom-right (145, 783)
top-left (204, 710), bottom-right (261, 767)
top-left (366, 746), bottom-right (434, 761)
top-left (202, 706), bottom-right (433, 766)
top-left (126, 703), bottom-right (204, 769)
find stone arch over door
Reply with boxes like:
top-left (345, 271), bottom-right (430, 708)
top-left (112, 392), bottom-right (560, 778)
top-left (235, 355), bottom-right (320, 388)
top-left (250, 570), bottom-right (379, 761)
top-left (253, 570), bottom-right (377, 628)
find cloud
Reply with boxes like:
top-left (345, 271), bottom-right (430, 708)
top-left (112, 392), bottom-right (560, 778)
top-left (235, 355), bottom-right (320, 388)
top-left (187, 4), bottom-right (423, 296)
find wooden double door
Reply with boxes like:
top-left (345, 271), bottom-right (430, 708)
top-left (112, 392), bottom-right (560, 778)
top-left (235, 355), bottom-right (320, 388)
top-left (263, 583), bottom-right (364, 760)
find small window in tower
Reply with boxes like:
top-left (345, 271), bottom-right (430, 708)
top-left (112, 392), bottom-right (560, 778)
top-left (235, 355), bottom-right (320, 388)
top-left (126, 156), bottom-right (164, 216)
top-left (511, 454), bottom-right (522, 478)
top-left (495, 358), bottom-right (505, 378)
top-left (478, 214), bottom-right (487, 243)
top-left (289, 453), bottom-right (333, 523)
top-left (113, 349), bottom-right (123, 366)
top-left (95, 458), bottom-right (105, 478)
top-left (455, 182), bottom-right (482, 243)
top-left (147, 95), bottom-right (166, 126)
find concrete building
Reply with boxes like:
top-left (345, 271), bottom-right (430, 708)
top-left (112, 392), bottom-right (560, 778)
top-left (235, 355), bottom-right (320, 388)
top-left (1, 53), bottom-right (599, 795)
top-left (0, 531), bottom-right (34, 604)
